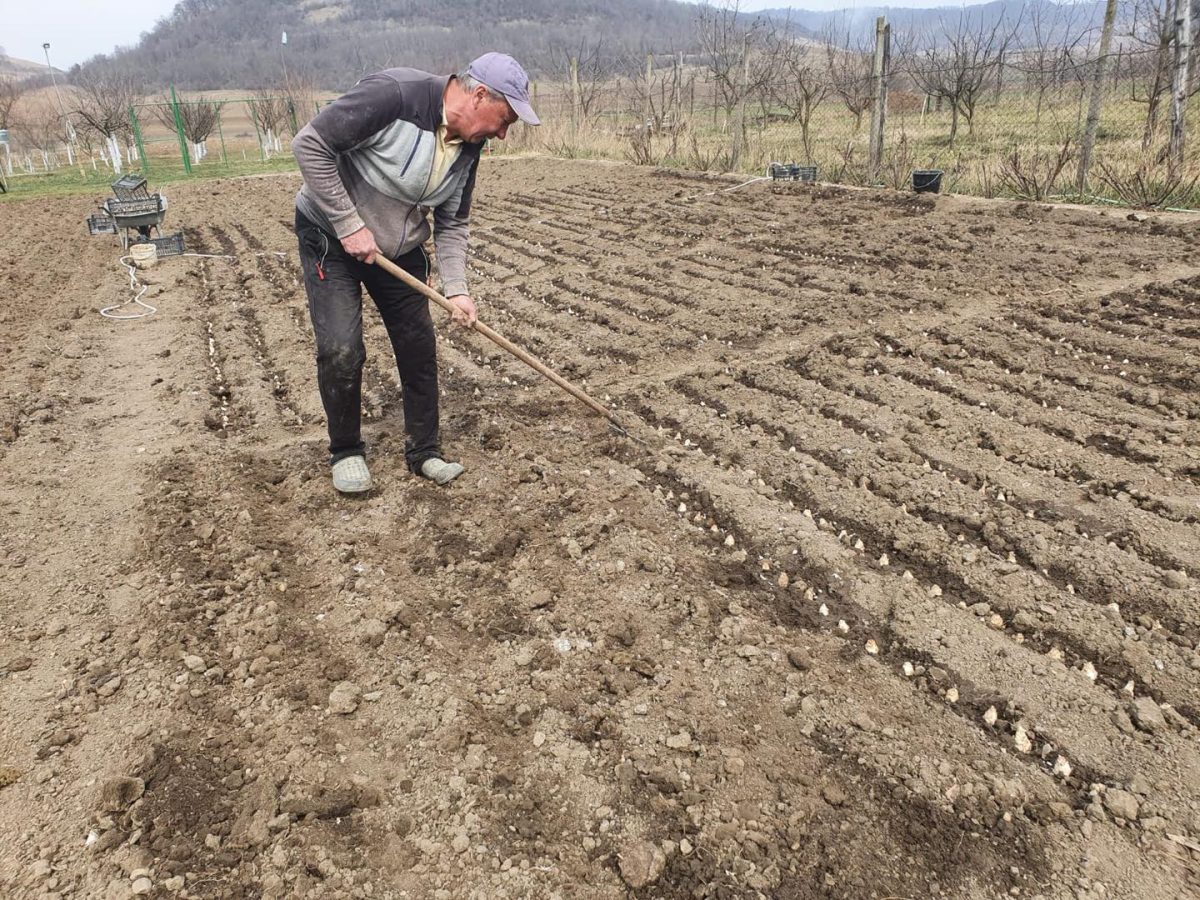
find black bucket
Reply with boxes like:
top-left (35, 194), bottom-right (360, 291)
top-left (912, 169), bottom-right (944, 194)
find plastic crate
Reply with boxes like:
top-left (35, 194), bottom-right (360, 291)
top-left (105, 196), bottom-right (163, 216)
top-left (768, 162), bottom-right (793, 181)
top-left (111, 174), bottom-right (149, 200)
top-left (150, 232), bottom-right (186, 257)
top-left (87, 213), bottom-right (117, 235)
top-left (794, 165), bottom-right (818, 183)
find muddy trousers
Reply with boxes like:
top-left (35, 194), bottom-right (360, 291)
top-left (295, 210), bottom-right (442, 471)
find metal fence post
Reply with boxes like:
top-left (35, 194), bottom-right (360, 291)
top-left (869, 16), bottom-right (890, 179)
top-left (170, 86), bottom-right (192, 174)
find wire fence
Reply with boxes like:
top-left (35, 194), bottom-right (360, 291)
top-left (491, 51), bottom-right (1200, 210)
top-left (4, 1), bottom-right (1199, 210)
top-left (0, 88), bottom-right (321, 184)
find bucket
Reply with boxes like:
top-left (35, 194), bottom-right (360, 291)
top-left (912, 169), bottom-right (944, 194)
top-left (130, 242), bottom-right (158, 269)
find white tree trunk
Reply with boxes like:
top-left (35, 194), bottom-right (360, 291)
top-left (108, 134), bottom-right (122, 174)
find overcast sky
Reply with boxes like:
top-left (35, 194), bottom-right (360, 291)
top-left (2, 0), bottom-right (994, 69)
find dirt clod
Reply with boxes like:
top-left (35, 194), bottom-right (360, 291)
top-left (99, 776), bottom-right (145, 812)
top-left (618, 840), bottom-right (666, 888)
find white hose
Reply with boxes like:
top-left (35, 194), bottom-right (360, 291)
top-left (99, 250), bottom-right (290, 321)
top-left (100, 255), bottom-right (157, 320)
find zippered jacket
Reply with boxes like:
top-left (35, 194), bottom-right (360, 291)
top-left (293, 68), bottom-right (482, 298)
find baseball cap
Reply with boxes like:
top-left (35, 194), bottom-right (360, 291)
top-left (466, 52), bottom-right (541, 126)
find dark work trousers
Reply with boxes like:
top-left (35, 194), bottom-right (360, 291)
top-left (295, 209), bottom-right (442, 472)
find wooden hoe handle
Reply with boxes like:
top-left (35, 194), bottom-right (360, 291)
top-left (372, 255), bottom-right (620, 426)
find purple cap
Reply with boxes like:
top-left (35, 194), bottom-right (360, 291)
top-left (466, 52), bottom-right (541, 126)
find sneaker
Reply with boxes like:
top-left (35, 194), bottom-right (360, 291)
top-left (419, 457), bottom-right (465, 485)
top-left (331, 455), bottom-right (372, 493)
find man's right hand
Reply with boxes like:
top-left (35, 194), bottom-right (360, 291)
top-left (341, 226), bottom-right (380, 264)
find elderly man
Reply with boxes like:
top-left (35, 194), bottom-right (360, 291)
top-left (292, 53), bottom-right (539, 492)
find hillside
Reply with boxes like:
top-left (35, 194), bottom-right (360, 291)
top-left (75, 0), bottom-right (703, 91)
top-left (759, 0), bottom-right (1113, 44)
top-left (0, 54), bottom-right (60, 82)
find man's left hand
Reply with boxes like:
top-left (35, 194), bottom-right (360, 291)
top-left (447, 294), bottom-right (477, 328)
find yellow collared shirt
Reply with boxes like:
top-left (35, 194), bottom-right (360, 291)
top-left (429, 108), bottom-right (463, 191)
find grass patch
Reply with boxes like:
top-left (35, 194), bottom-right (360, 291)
top-left (1, 155), bottom-right (299, 201)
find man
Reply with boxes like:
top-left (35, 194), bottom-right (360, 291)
top-left (292, 53), bottom-right (539, 492)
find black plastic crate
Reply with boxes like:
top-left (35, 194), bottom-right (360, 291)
top-left (87, 213), bottom-right (117, 235)
top-left (105, 196), bottom-right (163, 216)
top-left (111, 174), bottom-right (149, 200)
top-left (150, 232), bottom-right (186, 257)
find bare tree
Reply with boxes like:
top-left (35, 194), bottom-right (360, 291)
top-left (763, 27), bottom-right (829, 160)
top-left (71, 69), bottom-right (141, 143)
top-left (11, 110), bottom-right (66, 170)
top-left (1011, 1), bottom-right (1094, 128)
top-left (153, 96), bottom-right (223, 160)
top-left (696, 1), bottom-right (774, 117)
top-left (0, 79), bottom-right (22, 130)
top-left (280, 75), bottom-right (318, 136)
top-left (696, 0), bottom-right (776, 165)
top-left (822, 22), bottom-right (874, 131)
top-left (902, 9), bottom-right (1017, 145)
top-left (1128, 0), bottom-right (1181, 148)
top-left (247, 91), bottom-right (288, 154)
top-left (543, 40), bottom-right (613, 124)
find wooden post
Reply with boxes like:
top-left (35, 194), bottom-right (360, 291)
top-left (1076, 0), bottom-right (1119, 194)
top-left (733, 33), bottom-right (749, 167)
top-left (868, 16), bottom-right (890, 178)
top-left (1169, 0), bottom-right (1191, 162)
top-left (644, 53), bottom-right (653, 126)
top-left (569, 56), bottom-right (581, 133)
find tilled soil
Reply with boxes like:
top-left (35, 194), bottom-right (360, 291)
top-left (1, 158), bottom-right (1198, 900)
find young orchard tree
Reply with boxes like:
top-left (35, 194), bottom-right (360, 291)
top-left (153, 97), bottom-right (223, 161)
top-left (247, 92), bottom-right (288, 155)
top-left (821, 21), bottom-right (874, 131)
top-left (0, 78), bottom-right (22, 131)
top-left (12, 110), bottom-right (66, 170)
top-left (696, 1), bottom-right (778, 117)
top-left (1011, 1), bottom-right (1094, 129)
top-left (281, 71), bottom-right (319, 137)
top-left (542, 40), bottom-right (614, 127)
top-left (696, 0), bottom-right (775, 164)
top-left (902, 8), bottom-right (1018, 145)
top-left (1125, 0), bottom-right (1200, 148)
top-left (72, 69), bottom-right (140, 146)
top-left (762, 26), bottom-right (830, 160)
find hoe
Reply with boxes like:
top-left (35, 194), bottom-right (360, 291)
top-left (373, 256), bottom-right (642, 444)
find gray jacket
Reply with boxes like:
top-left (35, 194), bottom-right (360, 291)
top-left (293, 68), bottom-right (482, 297)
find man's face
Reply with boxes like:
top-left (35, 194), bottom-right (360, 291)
top-left (465, 87), bottom-right (518, 142)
